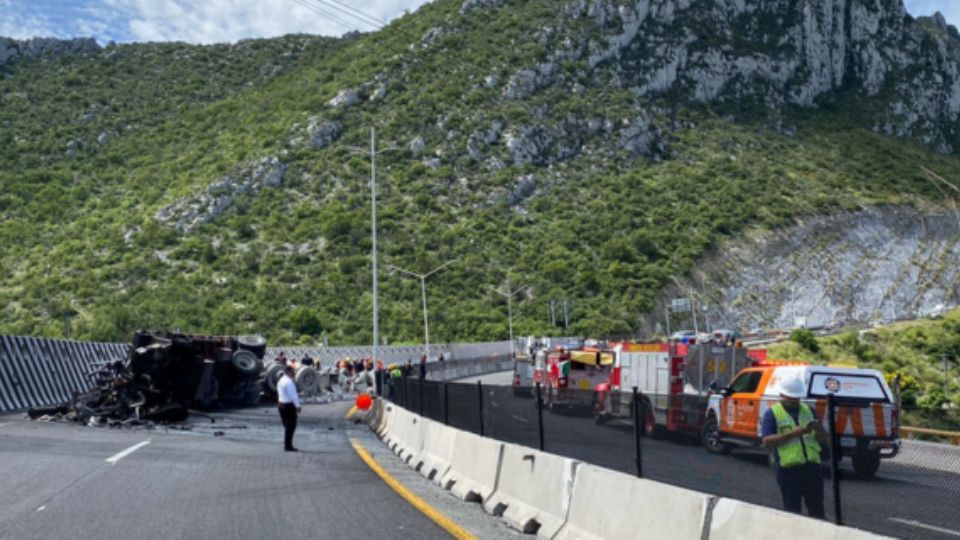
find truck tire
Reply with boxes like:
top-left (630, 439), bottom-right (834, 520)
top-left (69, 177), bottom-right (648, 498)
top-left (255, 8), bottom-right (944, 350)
top-left (852, 449), bottom-right (881, 479)
top-left (295, 366), bottom-right (318, 393)
top-left (237, 335), bottom-right (267, 358)
top-left (702, 414), bottom-right (731, 455)
top-left (231, 350), bottom-right (261, 377)
top-left (265, 364), bottom-right (284, 392)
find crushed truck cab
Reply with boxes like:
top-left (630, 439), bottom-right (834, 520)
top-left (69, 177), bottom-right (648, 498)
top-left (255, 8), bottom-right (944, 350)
top-left (703, 364), bottom-right (900, 478)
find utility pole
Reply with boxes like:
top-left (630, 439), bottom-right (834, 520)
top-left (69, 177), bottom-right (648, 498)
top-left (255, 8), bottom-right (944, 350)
top-left (389, 260), bottom-right (457, 363)
top-left (563, 298), bottom-right (570, 329)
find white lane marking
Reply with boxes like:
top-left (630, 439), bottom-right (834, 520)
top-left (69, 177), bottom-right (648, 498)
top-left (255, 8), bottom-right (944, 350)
top-left (510, 414), bottom-right (530, 424)
top-left (36, 506), bottom-right (46, 512)
top-left (105, 440), bottom-right (151, 464)
top-left (890, 518), bottom-right (960, 537)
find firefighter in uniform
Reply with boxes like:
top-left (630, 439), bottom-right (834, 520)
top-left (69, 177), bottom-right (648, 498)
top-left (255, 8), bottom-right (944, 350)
top-left (761, 376), bottom-right (830, 518)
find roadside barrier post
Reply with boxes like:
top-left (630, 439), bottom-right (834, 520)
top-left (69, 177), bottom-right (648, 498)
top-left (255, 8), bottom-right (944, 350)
top-left (536, 382), bottom-right (545, 451)
top-left (827, 393), bottom-right (843, 525)
top-left (443, 382), bottom-right (450, 425)
top-left (633, 386), bottom-right (642, 477)
top-left (477, 380), bottom-right (485, 436)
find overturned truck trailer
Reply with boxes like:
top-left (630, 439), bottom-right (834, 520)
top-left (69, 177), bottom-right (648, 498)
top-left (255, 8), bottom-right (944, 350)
top-left (29, 331), bottom-right (268, 425)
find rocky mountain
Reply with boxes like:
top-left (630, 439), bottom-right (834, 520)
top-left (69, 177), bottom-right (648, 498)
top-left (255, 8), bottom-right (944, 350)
top-left (651, 206), bottom-right (960, 334)
top-left (2, 0), bottom-right (960, 346)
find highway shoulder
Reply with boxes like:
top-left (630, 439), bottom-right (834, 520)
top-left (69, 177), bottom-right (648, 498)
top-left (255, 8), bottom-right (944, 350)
top-left (348, 427), bottom-right (522, 539)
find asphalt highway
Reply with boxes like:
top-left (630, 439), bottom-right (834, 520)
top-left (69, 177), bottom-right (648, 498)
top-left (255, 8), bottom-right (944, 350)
top-left (0, 403), bottom-right (450, 540)
top-left (464, 371), bottom-right (960, 540)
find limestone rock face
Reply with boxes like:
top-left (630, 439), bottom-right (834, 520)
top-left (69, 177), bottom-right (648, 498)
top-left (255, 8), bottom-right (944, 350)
top-left (0, 37), bottom-right (100, 66)
top-left (306, 118), bottom-right (341, 150)
top-left (327, 89), bottom-right (360, 108)
top-left (460, 0), bottom-right (504, 16)
top-left (476, 0), bottom-right (960, 153)
top-left (646, 207), bottom-right (960, 333)
top-left (154, 157), bottom-right (287, 233)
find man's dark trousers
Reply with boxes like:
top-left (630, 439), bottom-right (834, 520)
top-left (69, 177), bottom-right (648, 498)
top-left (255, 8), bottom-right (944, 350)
top-left (776, 462), bottom-right (825, 518)
top-left (278, 403), bottom-right (298, 450)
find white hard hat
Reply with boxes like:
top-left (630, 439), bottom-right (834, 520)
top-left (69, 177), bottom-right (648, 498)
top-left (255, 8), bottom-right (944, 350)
top-left (778, 376), bottom-right (806, 399)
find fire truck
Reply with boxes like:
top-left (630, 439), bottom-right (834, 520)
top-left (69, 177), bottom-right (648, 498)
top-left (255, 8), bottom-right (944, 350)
top-left (517, 344), bottom-right (617, 410)
top-left (593, 341), bottom-right (756, 436)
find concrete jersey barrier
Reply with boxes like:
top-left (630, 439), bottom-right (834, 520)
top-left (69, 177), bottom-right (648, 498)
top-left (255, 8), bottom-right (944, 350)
top-left (709, 498), bottom-right (889, 540)
top-left (554, 463), bottom-right (711, 540)
top-left (380, 405), bottom-right (892, 540)
top-left (483, 443), bottom-right (578, 538)
top-left (418, 419), bottom-right (457, 484)
top-left (384, 407), bottom-right (425, 465)
top-left (439, 428), bottom-right (503, 502)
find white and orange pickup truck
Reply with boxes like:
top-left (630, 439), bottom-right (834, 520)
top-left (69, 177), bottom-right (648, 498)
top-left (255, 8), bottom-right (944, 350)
top-left (703, 364), bottom-right (900, 478)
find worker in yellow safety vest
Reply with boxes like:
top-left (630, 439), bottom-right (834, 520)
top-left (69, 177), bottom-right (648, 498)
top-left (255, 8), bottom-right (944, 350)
top-left (386, 364), bottom-right (403, 401)
top-left (761, 375), bottom-right (830, 519)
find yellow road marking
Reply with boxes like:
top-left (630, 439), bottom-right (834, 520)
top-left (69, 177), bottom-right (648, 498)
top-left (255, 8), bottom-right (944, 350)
top-left (345, 405), bottom-right (358, 419)
top-left (350, 438), bottom-right (477, 540)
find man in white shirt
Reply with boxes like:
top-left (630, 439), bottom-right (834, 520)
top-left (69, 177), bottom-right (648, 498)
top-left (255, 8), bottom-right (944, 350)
top-left (277, 365), bottom-right (301, 452)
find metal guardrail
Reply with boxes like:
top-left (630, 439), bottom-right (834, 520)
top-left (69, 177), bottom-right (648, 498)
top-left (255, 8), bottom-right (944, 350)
top-left (901, 426), bottom-right (960, 446)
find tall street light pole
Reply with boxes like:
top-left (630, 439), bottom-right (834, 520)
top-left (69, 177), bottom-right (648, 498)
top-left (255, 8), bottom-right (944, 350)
top-left (388, 260), bottom-right (457, 362)
top-left (491, 285), bottom-right (530, 358)
top-left (371, 128), bottom-right (378, 382)
top-left (345, 129), bottom-right (402, 396)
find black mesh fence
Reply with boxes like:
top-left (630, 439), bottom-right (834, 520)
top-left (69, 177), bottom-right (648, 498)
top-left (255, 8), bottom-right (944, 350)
top-left (386, 380), bottom-right (960, 539)
top-left (842, 406), bottom-right (960, 539)
top-left (482, 384), bottom-right (541, 450)
top-left (446, 380), bottom-right (481, 435)
top-left (421, 379), bottom-right (445, 423)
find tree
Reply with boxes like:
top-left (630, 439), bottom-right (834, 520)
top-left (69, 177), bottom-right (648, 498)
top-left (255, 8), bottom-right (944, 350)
top-left (288, 307), bottom-right (323, 337)
top-left (790, 328), bottom-right (820, 354)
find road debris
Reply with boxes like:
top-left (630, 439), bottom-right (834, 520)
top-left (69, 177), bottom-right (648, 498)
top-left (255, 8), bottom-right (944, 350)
top-left (28, 331), bottom-right (268, 426)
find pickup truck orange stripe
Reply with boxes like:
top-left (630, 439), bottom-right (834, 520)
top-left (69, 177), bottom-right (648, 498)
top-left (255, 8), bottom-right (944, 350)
top-left (834, 406), bottom-right (866, 436)
top-left (872, 402), bottom-right (887, 438)
top-left (815, 400), bottom-right (827, 424)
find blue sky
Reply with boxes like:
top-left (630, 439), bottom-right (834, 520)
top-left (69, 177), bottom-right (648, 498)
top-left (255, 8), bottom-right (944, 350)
top-left (0, 0), bottom-right (958, 45)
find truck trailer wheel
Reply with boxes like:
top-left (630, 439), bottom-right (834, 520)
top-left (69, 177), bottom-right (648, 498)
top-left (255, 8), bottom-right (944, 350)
top-left (231, 350), bottom-right (261, 377)
top-left (265, 364), bottom-right (284, 392)
top-left (852, 449), bottom-right (881, 479)
top-left (237, 335), bottom-right (267, 358)
top-left (295, 366), bottom-right (318, 393)
top-left (701, 414), bottom-right (731, 455)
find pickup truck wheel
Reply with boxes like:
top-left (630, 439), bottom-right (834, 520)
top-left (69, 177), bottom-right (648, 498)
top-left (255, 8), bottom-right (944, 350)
top-left (702, 415), bottom-right (731, 455)
top-left (852, 449), bottom-right (881, 479)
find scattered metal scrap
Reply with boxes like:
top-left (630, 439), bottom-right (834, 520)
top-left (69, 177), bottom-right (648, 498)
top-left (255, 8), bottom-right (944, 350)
top-left (28, 331), bottom-right (268, 426)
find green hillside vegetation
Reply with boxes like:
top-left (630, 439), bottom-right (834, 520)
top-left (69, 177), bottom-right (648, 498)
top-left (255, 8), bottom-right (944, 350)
top-left (769, 311), bottom-right (960, 428)
top-left (1, 0), bottom-right (958, 349)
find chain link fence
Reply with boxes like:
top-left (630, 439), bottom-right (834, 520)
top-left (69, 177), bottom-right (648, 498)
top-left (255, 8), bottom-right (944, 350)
top-left (389, 377), bottom-right (960, 539)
